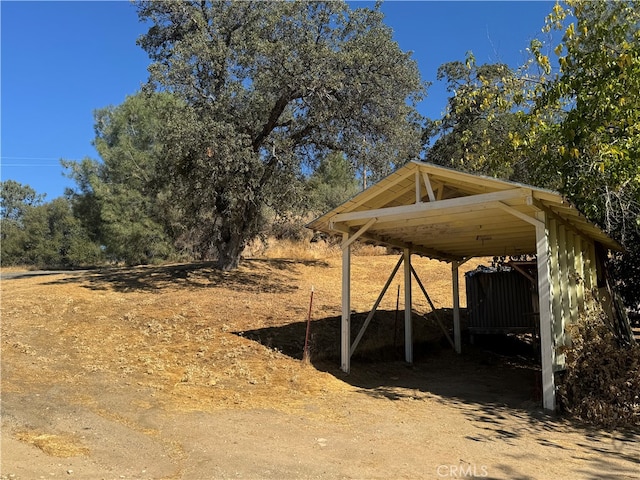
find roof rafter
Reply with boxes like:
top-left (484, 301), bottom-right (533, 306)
top-left (330, 188), bottom-right (530, 227)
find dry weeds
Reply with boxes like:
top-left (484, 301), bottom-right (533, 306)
top-left (3, 244), bottom-right (640, 480)
top-left (14, 431), bottom-right (90, 458)
top-left (1, 247), bottom-right (483, 417)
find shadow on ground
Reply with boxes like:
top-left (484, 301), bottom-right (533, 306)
top-left (238, 308), bottom-right (541, 407)
top-left (238, 310), bottom-right (640, 480)
top-left (41, 258), bottom-right (328, 294)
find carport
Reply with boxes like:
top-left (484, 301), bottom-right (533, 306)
top-left (307, 161), bottom-right (622, 410)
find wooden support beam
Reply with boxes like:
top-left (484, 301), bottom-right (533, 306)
top-left (403, 248), bottom-right (413, 364)
top-left (341, 232), bottom-right (351, 373)
top-left (415, 171), bottom-right (422, 204)
top-left (422, 172), bottom-right (436, 202)
top-left (350, 256), bottom-right (404, 357)
top-left (331, 189), bottom-right (527, 226)
top-left (340, 168), bottom-right (415, 213)
top-left (535, 211), bottom-right (556, 411)
top-left (342, 229), bottom-right (462, 262)
top-left (452, 261), bottom-right (462, 354)
top-left (496, 201), bottom-right (543, 228)
top-left (341, 217), bottom-right (377, 250)
top-left (411, 265), bottom-right (456, 351)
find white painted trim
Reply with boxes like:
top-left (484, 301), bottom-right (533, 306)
top-left (535, 211), bottom-right (556, 411)
top-left (403, 248), bottom-right (413, 364)
top-left (341, 232), bottom-right (351, 373)
top-left (331, 189), bottom-right (527, 225)
top-left (452, 261), bottom-right (462, 354)
top-left (496, 201), bottom-right (543, 228)
top-left (422, 172), bottom-right (436, 202)
top-left (341, 217), bottom-right (377, 250)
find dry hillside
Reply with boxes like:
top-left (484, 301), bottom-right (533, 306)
top-left (1, 245), bottom-right (638, 479)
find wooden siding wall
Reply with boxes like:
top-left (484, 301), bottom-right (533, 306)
top-left (547, 217), bottom-right (599, 371)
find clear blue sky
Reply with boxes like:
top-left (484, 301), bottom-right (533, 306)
top-left (1, 1), bottom-right (554, 200)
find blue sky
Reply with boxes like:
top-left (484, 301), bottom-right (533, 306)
top-left (1, 1), bottom-right (554, 200)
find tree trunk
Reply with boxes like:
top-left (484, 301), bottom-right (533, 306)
top-left (216, 230), bottom-right (245, 271)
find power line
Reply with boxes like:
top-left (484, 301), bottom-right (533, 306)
top-left (1, 156), bottom-right (61, 160)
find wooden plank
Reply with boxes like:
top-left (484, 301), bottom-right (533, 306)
top-left (340, 167), bottom-right (416, 213)
top-left (584, 240), bottom-right (597, 299)
top-left (574, 234), bottom-right (585, 313)
top-left (368, 207), bottom-right (532, 233)
top-left (350, 256), bottom-right (404, 356)
top-left (557, 225), bottom-right (571, 338)
top-left (567, 232), bottom-right (579, 328)
top-left (422, 172), bottom-right (436, 202)
top-left (341, 218), bottom-right (377, 250)
top-left (372, 216), bottom-right (538, 240)
top-left (341, 233), bottom-right (351, 373)
top-left (419, 162), bottom-right (519, 193)
top-left (407, 232), bottom-right (536, 250)
top-left (496, 201), bottom-right (542, 227)
top-left (347, 230), bottom-right (460, 261)
top-left (452, 261), bottom-right (462, 354)
top-left (331, 189), bottom-right (528, 225)
top-left (415, 171), bottom-right (421, 204)
top-left (535, 211), bottom-right (556, 411)
top-left (411, 265), bottom-right (455, 350)
top-left (404, 248), bottom-right (413, 363)
top-left (549, 218), bottom-right (564, 367)
top-left (370, 224), bottom-right (535, 247)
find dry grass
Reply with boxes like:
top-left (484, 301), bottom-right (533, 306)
top-left (15, 431), bottom-right (89, 457)
top-left (1, 241), bottom-right (487, 418)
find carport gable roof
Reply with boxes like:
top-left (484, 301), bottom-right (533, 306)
top-left (307, 161), bottom-right (622, 262)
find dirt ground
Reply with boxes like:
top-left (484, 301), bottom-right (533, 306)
top-left (1, 251), bottom-right (639, 479)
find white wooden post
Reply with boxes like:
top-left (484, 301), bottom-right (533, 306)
top-left (341, 232), bottom-right (351, 373)
top-left (452, 261), bottom-right (462, 354)
top-left (403, 248), bottom-right (413, 363)
top-left (535, 211), bottom-right (556, 411)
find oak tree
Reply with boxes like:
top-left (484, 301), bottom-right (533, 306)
top-left (136, 0), bottom-right (425, 269)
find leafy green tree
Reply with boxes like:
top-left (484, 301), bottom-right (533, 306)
top-left (0, 189), bottom-right (101, 268)
top-left (1, 180), bottom-right (42, 265)
top-left (136, 0), bottom-right (425, 270)
top-left (425, 53), bottom-right (531, 181)
top-left (0, 180), bottom-right (45, 222)
top-left (307, 151), bottom-right (359, 214)
top-left (529, 0), bottom-right (640, 308)
top-left (64, 92), bottom-right (184, 265)
top-left (426, 1), bottom-right (639, 309)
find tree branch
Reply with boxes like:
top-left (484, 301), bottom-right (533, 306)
top-left (252, 90), bottom-right (301, 152)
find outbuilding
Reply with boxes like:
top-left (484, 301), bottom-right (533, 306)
top-left (307, 161), bottom-right (622, 410)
